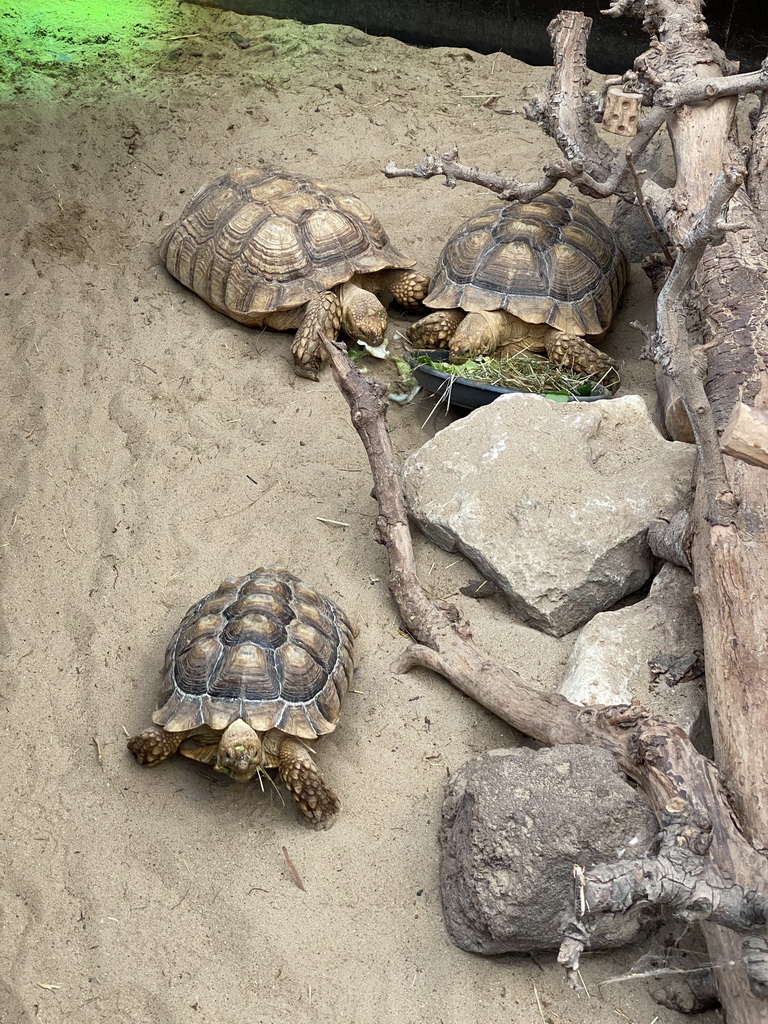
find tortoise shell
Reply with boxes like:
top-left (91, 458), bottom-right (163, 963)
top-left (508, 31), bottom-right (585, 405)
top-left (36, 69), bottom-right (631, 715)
top-left (424, 193), bottom-right (628, 337)
top-left (157, 167), bottom-right (415, 325)
top-left (152, 567), bottom-right (357, 741)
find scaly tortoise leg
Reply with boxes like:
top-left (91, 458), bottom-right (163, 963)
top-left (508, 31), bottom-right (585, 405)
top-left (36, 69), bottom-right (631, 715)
top-left (277, 735), bottom-right (339, 830)
top-left (545, 331), bottom-right (617, 376)
top-left (406, 308), bottom-right (466, 350)
top-left (291, 290), bottom-right (343, 380)
top-left (377, 268), bottom-right (431, 310)
top-left (127, 725), bottom-right (191, 766)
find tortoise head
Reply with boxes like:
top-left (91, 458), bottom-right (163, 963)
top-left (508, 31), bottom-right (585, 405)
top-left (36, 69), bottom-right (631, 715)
top-left (338, 281), bottom-right (388, 346)
top-left (216, 719), bottom-right (263, 782)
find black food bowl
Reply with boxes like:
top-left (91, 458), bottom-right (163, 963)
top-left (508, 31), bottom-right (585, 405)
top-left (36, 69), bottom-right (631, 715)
top-left (406, 349), bottom-right (618, 412)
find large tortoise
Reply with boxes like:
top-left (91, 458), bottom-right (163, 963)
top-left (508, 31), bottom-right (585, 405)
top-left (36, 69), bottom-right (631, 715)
top-left (407, 193), bottom-right (628, 376)
top-left (158, 167), bottom-right (430, 380)
top-left (127, 566), bottom-right (357, 829)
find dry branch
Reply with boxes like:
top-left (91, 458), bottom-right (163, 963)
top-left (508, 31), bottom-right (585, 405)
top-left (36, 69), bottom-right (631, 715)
top-left (642, 167), bottom-right (741, 525)
top-left (382, 1), bottom-right (768, 1016)
top-left (319, 333), bottom-right (768, 1000)
top-left (653, 59), bottom-right (768, 107)
top-left (648, 509), bottom-right (693, 570)
top-left (384, 15), bottom-right (670, 202)
top-left (383, 148), bottom-right (569, 203)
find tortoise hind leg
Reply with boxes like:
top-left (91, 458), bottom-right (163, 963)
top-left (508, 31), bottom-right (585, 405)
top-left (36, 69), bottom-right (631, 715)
top-left (276, 735), bottom-right (339, 830)
top-left (289, 290), bottom-right (343, 381)
top-left (127, 724), bottom-right (191, 766)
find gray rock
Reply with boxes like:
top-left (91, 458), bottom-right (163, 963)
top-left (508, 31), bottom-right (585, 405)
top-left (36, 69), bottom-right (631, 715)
top-left (440, 745), bottom-right (658, 954)
top-left (559, 563), bottom-right (709, 747)
top-left (402, 394), bottom-right (696, 636)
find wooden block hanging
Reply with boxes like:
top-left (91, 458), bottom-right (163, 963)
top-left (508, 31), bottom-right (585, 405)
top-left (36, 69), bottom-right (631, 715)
top-left (602, 86), bottom-right (643, 136)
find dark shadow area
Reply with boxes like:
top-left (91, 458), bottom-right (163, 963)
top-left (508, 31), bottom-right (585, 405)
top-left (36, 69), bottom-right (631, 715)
top-left (210, 0), bottom-right (766, 74)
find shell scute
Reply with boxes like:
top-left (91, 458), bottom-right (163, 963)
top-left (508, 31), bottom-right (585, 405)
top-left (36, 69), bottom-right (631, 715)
top-left (215, 643), bottom-right (277, 699)
top-left (292, 600), bottom-right (338, 646)
top-left (175, 636), bottom-right (223, 696)
top-left (157, 168), bottom-right (413, 322)
top-left (153, 567), bottom-right (355, 740)
top-left (290, 618), bottom-right (336, 674)
top-left (177, 612), bottom-right (224, 650)
top-left (274, 643), bottom-right (329, 703)
top-left (224, 591), bottom-right (294, 622)
top-left (424, 193), bottom-right (627, 336)
top-left (221, 612), bottom-right (287, 650)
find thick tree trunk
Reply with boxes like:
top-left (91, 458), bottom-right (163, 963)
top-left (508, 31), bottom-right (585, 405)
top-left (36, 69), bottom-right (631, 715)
top-left (384, 2), bottom-right (768, 1016)
top-left (693, 214), bottom-right (768, 847)
top-left (644, 21), bottom-right (768, 1023)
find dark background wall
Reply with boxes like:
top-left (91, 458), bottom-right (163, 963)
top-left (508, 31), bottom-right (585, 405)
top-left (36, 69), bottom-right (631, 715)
top-left (212, 0), bottom-right (766, 74)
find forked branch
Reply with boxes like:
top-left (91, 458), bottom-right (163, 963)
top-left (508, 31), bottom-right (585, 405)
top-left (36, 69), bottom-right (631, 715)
top-left (385, 13), bottom-right (669, 202)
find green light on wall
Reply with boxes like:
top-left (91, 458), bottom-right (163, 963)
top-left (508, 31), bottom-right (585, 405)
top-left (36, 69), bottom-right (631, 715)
top-left (1, 0), bottom-right (175, 86)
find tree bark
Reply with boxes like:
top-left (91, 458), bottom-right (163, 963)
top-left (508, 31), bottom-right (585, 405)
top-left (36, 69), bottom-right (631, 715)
top-left (644, 15), bottom-right (768, 1021)
top-left (385, 2), bottom-right (768, 1016)
top-left (320, 335), bottom-right (768, 1015)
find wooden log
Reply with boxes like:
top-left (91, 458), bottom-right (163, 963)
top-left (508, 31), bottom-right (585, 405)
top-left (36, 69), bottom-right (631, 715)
top-left (720, 402), bottom-right (768, 469)
top-left (655, 364), bottom-right (695, 442)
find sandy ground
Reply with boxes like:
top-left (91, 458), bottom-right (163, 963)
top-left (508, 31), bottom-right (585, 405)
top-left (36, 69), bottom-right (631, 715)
top-left (1, 3), bottom-right (718, 1023)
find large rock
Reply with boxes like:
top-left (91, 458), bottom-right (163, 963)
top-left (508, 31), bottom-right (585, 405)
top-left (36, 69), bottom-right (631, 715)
top-left (440, 745), bottom-right (659, 954)
top-left (402, 394), bottom-right (696, 635)
top-left (559, 563), bottom-right (709, 746)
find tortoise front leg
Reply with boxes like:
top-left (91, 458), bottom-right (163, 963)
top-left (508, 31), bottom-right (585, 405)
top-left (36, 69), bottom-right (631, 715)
top-left (544, 329), bottom-right (617, 376)
top-left (276, 735), bottom-right (340, 830)
top-left (406, 309), bottom-right (466, 350)
top-left (374, 268), bottom-right (431, 310)
top-left (290, 290), bottom-right (343, 380)
top-left (127, 724), bottom-right (191, 766)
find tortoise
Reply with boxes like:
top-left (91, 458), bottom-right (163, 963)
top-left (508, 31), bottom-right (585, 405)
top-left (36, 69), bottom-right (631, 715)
top-left (157, 167), bottom-right (430, 380)
top-left (407, 193), bottom-right (628, 376)
top-left (127, 566), bottom-right (357, 829)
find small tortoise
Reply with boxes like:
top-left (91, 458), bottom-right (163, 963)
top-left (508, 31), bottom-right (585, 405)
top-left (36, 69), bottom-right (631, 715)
top-left (407, 193), bottom-right (628, 376)
top-left (127, 566), bottom-right (357, 829)
top-left (158, 167), bottom-right (430, 380)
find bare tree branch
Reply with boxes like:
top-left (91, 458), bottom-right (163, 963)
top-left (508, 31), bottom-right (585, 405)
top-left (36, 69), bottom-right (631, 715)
top-left (384, 13), bottom-right (669, 203)
top-left (541, 12), bottom-right (616, 176)
top-left (318, 332), bottom-right (768, 999)
top-left (639, 168), bottom-right (743, 524)
top-left (383, 149), bottom-right (567, 202)
top-left (654, 59), bottom-right (768, 107)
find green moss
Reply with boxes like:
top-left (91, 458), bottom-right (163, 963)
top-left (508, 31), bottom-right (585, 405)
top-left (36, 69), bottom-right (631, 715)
top-left (0, 0), bottom-right (174, 91)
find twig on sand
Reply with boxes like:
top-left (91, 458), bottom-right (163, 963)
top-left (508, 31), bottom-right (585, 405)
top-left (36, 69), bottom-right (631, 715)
top-left (282, 846), bottom-right (306, 891)
top-left (91, 736), bottom-right (103, 768)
